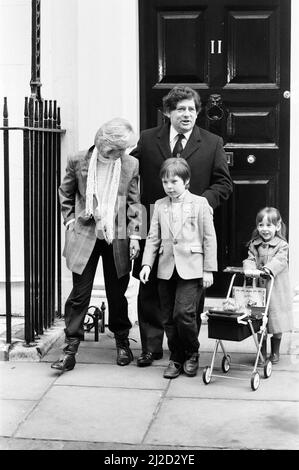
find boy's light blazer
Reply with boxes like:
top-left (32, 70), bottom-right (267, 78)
top-left (142, 190), bottom-right (217, 280)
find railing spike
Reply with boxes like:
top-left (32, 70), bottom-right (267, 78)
top-left (24, 97), bottom-right (29, 126)
top-left (44, 100), bottom-right (48, 119)
top-left (38, 99), bottom-right (43, 127)
top-left (57, 107), bottom-right (61, 129)
top-left (53, 101), bottom-right (57, 129)
top-left (3, 97), bottom-right (8, 126)
top-left (34, 99), bottom-right (39, 127)
top-left (44, 100), bottom-right (48, 128)
top-left (29, 96), bottom-right (34, 127)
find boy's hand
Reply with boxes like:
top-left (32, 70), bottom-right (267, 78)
top-left (203, 271), bottom-right (213, 289)
top-left (130, 239), bottom-right (140, 260)
top-left (140, 265), bottom-right (151, 284)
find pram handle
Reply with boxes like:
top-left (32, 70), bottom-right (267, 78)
top-left (223, 266), bottom-right (272, 279)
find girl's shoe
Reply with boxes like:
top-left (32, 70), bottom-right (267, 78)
top-left (270, 336), bottom-right (281, 364)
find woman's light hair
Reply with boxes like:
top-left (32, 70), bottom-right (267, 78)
top-left (94, 117), bottom-right (136, 152)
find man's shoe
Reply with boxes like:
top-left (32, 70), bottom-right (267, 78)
top-left (116, 346), bottom-right (134, 366)
top-left (137, 351), bottom-right (163, 367)
top-left (163, 361), bottom-right (182, 379)
top-left (183, 353), bottom-right (199, 377)
top-left (51, 354), bottom-right (76, 372)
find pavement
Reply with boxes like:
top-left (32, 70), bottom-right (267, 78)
top-left (0, 318), bottom-right (299, 453)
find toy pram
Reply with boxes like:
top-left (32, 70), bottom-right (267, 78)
top-left (202, 267), bottom-right (274, 391)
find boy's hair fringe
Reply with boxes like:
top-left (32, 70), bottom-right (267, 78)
top-left (159, 158), bottom-right (191, 188)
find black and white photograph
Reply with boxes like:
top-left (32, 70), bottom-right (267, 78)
top-left (0, 0), bottom-right (298, 456)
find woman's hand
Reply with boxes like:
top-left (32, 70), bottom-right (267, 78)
top-left (139, 265), bottom-right (151, 284)
top-left (129, 239), bottom-right (140, 260)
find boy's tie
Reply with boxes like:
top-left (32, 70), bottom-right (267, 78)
top-left (172, 134), bottom-right (184, 158)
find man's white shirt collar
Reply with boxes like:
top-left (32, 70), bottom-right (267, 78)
top-left (169, 126), bottom-right (192, 147)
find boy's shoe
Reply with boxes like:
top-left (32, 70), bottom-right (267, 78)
top-left (183, 352), bottom-right (199, 377)
top-left (163, 361), bottom-right (182, 379)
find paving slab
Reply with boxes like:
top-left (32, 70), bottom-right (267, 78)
top-left (0, 437), bottom-right (66, 450)
top-left (199, 350), bottom-right (299, 372)
top-left (144, 398), bottom-right (299, 450)
top-left (44, 345), bottom-right (170, 368)
top-left (15, 385), bottom-right (163, 444)
top-left (54, 363), bottom-right (167, 390)
top-left (0, 362), bottom-right (57, 400)
top-left (0, 400), bottom-right (35, 436)
top-left (166, 369), bottom-right (299, 401)
top-left (0, 436), bottom-right (205, 450)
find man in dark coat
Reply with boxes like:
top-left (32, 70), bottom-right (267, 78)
top-left (131, 86), bottom-right (233, 367)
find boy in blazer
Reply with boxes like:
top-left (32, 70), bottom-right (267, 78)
top-left (140, 158), bottom-right (217, 378)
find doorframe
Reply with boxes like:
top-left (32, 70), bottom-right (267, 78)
top-left (289, 1), bottom-right (299, 319)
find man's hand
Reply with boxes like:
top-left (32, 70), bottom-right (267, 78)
top-left (129, 239), bottom-right (140, 260)
top-left (203, 271), bottom-right (213, 289)
top-left (139, 265), bottom-right (151, 284)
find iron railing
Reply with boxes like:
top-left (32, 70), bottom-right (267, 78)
top-left (1, 96), bottom-right (65, 344)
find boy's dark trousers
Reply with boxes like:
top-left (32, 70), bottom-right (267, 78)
top-left (158, 269), bottom-right (203, 364)
top-left (134, 241), bottom-right (204, 356)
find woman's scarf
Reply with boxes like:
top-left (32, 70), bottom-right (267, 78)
top-left (85, 146), bottom-right (121, 244)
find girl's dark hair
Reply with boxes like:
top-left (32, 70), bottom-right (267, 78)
top-left (159, 158), bottom-right (191, 188)
top-left (162, 86), bottom-right (201, 114)
top-left (249, 207), bottom-right (287, 243)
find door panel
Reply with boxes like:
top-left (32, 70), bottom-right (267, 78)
top-left (226, 9), bottom-right (278, 86)
top-left (138, 0), bottom-right (290, 296)
top-left (226, 104), bottom-right (279, 147)
top-left (157, 11), bottom-right (207, 84)
top-left (228, 175), bottom-right (277, 264)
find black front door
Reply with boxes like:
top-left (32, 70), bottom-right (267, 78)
top-left (138, 0), bottom-right (290, 296)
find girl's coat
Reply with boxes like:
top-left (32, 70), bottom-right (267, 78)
top-left (243, 236), bottom-right (293, 334)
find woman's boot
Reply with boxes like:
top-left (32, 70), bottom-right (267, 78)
top-left (115, 331), bottom-right (133, 366)
top-left (270, 336), bottom-right (281, 364)
top-left (51, 337), bottom-right (80, 372)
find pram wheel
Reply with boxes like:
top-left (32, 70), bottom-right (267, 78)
top-left (263, 359), bottom-right (272, 378)
top-left (202, 366), bottom-right (212, 384)
top-left (250, 371), bottom-right (260, 391)
top-left (221, 355), bottom-right (231, 373)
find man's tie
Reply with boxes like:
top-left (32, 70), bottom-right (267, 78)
top-left (172, 134), bottom-right (184, 158)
